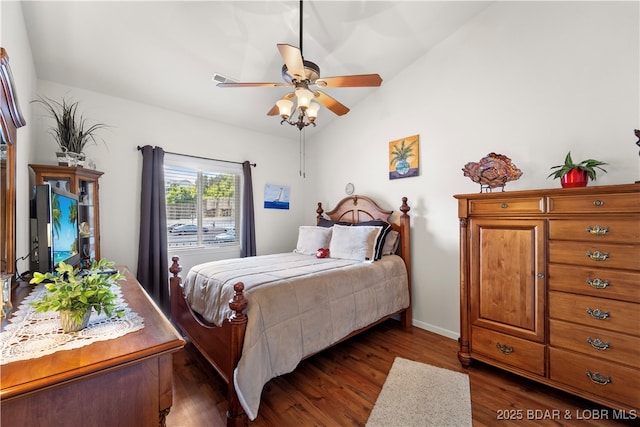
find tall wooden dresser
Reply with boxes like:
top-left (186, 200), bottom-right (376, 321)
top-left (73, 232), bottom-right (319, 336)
top-left (455, 183), bottom-right (639, 412)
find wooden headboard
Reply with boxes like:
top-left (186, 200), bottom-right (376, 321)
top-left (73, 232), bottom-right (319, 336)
top-left (316, 194), bottom-right (410, 236)
top-left (320, 195), bottom-right (393, 223)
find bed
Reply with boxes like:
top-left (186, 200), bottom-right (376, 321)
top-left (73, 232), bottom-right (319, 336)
top-left (169, 195), bottom-right (412, 427)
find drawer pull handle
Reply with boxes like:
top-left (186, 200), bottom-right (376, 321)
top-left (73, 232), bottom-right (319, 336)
top-left (585, 370), bottom-right (612, 385)
top-left (586, 307), bottom-right (610, 320)
top-left (586, 251), bottom-right (609, 261)
top-left (586, 337), bottom-right (610, 351)
top-left (501, 203), bottom-right (508, 209)
top-left (496, 342), bottom-right (514, 355)
top-left (586, 278), bottom-right (610, 289)
top-left (593, 199), bottom-right (604, 207)
top-left (586, 225), bottom-right (609, 235)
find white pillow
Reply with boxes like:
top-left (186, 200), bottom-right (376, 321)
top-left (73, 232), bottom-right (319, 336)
top-left (329, 224), bottom-right (381, 261)
top-left (294, 226), bottom-right (332, 255)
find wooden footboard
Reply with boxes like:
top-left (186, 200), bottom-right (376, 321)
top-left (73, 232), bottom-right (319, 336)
top-left (169, 258), bottom-right (248, 427)
top-left (169, 196), bottom-right (412, 427)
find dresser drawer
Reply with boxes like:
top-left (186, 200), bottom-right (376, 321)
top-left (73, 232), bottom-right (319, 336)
top-left (550, 347), bottom-right (640, 409)
top-left (549, 217), bottom-right (640, 244)
top-left (468, 197), bottom-right (544, 215)
top-left (548, 192), bottom-right (640, 214)
top-left (471, 326), bottom-right (545, 376)
top-left (548, 264), bottom-right (640, 303)
top-left (550, 319), bottom-right (640, 368)
top-left (549, 291), bottom-right (640, 335)
top-left (549, 240), bottom-right (640, 270)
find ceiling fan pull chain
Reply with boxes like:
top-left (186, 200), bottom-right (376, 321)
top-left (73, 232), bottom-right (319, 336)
top-left (299, 129), bottom-right (306, 178)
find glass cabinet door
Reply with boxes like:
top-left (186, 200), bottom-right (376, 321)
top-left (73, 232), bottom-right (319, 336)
top-left (78, 178), bottom-right (98, 267)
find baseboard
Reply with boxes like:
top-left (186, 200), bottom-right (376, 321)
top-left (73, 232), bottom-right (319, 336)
top-left (411, 319), bottom-right (460, 341)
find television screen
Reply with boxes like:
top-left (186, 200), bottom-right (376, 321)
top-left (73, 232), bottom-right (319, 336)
top-left (30, 184), bottom-right (80, 273)
top-left (50, 186), bottom-right (79, 266)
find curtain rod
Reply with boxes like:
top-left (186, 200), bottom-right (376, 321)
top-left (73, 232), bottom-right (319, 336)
top-left (137, 145), bottom-right (256, 167)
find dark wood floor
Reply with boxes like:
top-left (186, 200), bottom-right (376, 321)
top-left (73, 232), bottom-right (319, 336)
top-left (166, 319), bottom-right (637, 426)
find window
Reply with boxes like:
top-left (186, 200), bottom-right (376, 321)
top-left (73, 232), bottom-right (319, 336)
top-left (164, 153), bottom-right (241, 248)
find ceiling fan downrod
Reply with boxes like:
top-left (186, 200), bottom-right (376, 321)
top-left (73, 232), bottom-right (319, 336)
top-left (299, 0), bottom-right (304, 57)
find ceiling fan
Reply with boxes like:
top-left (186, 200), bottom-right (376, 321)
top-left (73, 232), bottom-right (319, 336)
top-left (216, 0), bottom-right (383, 129)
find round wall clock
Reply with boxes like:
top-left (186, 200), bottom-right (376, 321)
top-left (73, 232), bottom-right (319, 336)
top-left (345, 183), bottom-right (355, 195)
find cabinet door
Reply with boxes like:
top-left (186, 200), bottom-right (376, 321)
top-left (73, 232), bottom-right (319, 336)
top-left (470, 219), bottom-right (546, 342)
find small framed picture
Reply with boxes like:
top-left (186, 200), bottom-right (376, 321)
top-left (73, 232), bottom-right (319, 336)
top-left (389, 134), bottom-right (419, 179)
top-left (264, 184), bottom-right (290, 210)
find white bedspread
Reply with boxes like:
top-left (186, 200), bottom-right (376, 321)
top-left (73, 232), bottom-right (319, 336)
top-left (182, 252), bottom-right (409, 420)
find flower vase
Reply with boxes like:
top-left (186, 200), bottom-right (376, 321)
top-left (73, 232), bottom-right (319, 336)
top-left (60, 309), bottom-right (91, 332)
top-left (560, 169), bottom-right (588, 188)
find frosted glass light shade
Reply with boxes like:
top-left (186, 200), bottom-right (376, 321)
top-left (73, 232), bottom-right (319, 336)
top-left (307, 101), bottom-right (320, 120)
top-left (295, 88), bottom-right (313, 109)
top-left (276, 99), bottom-right (294, 118)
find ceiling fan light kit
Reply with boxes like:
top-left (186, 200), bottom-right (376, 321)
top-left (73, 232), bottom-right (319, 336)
top-left (215, 0), bottom-right (382, 132)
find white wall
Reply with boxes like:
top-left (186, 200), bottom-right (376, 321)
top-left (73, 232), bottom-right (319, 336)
top-left (1, 1), bottom-right (37, 277)
top-left (31, 80), bottom-right (306, 275)
top-left (305, 1), bottom-right (640, 338)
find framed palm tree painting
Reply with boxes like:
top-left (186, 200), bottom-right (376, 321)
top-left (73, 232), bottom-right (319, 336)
top-left (389, 134), bottom-right (419, 179)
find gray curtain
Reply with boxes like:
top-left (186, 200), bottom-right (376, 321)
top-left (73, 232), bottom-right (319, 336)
top-left (240, 160), bottom-right (256, 257)
top-left (136, 145), bottom-right (170, 315)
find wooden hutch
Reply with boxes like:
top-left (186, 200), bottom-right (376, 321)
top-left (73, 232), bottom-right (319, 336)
top-left (29, 164), bottom-right (103, 267)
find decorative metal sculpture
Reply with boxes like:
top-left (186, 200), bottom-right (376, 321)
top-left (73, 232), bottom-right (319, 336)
top-left (462, 153), bottom-right (523, 193)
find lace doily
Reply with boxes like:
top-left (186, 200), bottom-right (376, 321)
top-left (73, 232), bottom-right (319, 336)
top-left (1, 284), bottom-right (145, 365)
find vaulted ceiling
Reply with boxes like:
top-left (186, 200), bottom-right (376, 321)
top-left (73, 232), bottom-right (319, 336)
top-left (21, 1), bottom-right (491, 140)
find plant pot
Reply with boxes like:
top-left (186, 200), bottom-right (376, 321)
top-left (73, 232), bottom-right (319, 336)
top-left (560, 169), bottom-right (588, 188)
top-left (56, 151), bottom-right (86, 167)
top-left (59, 308), bottom-right (91, 332)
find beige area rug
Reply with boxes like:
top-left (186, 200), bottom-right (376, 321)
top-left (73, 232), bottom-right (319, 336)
top-left (366, 357), bottom-right (472, 427)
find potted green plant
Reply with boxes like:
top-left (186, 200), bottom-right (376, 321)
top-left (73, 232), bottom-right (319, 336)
top-left (31, 95), bottom-right (108, 167)
top-left (547, 151), bottom-right (608, 188)
top-left (29, 259), bottom-right (125, 332)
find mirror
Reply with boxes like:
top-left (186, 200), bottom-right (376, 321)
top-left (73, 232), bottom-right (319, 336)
top-left (1, 48), bottom-right (27, 278)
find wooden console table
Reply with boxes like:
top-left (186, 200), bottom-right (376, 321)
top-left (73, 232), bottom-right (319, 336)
top-left (1, 268), bottom-right (185, 427)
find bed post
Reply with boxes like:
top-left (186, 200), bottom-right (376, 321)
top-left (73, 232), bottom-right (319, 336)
top-left (226, 282), bottom-right (248, 427)
top-left (316, 202), bottom-right (324, 224)
top-left (399, 197), bottom-right (412, 329)
top-left (169, 256), bottom-right (182, 323)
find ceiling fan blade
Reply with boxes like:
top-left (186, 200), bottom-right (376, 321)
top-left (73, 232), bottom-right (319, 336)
top-left (267, 92), bottom-right (295, 116)
top-left (277, 44), bottom-right (306, 82)
top-left (314, 91), bottom-right (350, 116)
top-left (315, 74), bottom-right (383, 88)
top-left (217, 82), bottom-right (289, 88)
